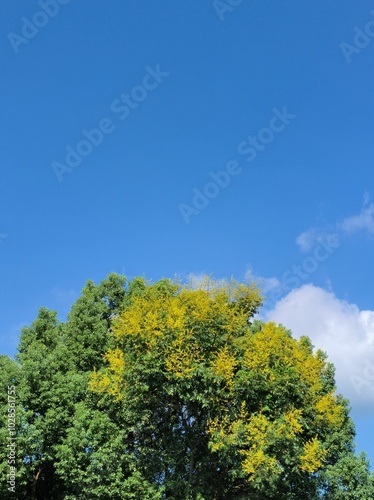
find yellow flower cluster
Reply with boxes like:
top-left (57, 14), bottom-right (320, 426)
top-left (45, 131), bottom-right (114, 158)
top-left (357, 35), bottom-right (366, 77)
top-left (241, 448), bottom-right (279, 477)
top-left (276, 408), bottom-right (303, 439)
top-left (300, 436), bottom-right (327, 472)
top-left (164, 329), bottom-right (201, 379)
top-left (89, 348), bottom-right (125, 400)
top-left (315, 392), bottom-right (344, 426)
top-left (211, 346), bottom-right (237, 388)
top-left (113, 295), bottom-right (186, 346)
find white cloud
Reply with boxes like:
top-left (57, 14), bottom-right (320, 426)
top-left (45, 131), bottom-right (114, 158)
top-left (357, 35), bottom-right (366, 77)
top-left (265, 285), bottom-right (374, 415)
top-left (296, 227), bottom-right (340, 253)
top-left (296, 228), bottom-right (321, 252)
top-left (340, 203), bottom-right (374, 235)
top-left (296, 193), bottom-right (373, 254)
top-left (258, 276), bottom-right (281, 293)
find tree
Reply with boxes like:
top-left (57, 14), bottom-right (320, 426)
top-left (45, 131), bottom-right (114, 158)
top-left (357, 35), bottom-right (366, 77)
top-left (0, 274), bottom-right (159, 499)
top-left (90, 276), bottom-right (374, 499)
top-left (1, 274), bottom-right (373, 498)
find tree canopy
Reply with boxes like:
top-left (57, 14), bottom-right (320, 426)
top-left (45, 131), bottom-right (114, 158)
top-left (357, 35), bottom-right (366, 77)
top-left (1, 274), bottom-right (373, 499)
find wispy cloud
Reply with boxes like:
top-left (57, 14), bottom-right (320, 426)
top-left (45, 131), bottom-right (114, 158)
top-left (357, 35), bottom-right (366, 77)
top-left (296, 192), bottom-right (374, 253)
top-left (296, 227), bottom-right (339, 253)
top-left (340, 203), bottom-right (374, 235)
top-left (296, 228), bottom-right (318, 252)
top-left (245, 267), bottom-right (281, 293)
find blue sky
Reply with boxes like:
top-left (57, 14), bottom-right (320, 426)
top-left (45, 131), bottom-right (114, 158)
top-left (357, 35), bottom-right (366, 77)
top-left (1, 0), bottom-right (374, 467)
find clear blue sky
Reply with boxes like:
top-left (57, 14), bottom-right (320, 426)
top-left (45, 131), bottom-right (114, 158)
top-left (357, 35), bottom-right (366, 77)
top-left (1, 0), bottom-right (374, 467)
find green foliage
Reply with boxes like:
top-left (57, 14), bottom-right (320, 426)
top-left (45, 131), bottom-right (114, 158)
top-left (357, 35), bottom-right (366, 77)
top-left (90, 277), bottom-right (374, 499)
top-left (0, 273), bottom-right (143, 499)
top-left (319, 452), bottom-right (374, 499)
top-left (0, 274), bottom-right (373, 499)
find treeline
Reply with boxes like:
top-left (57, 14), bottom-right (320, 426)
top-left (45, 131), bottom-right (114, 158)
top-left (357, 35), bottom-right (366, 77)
top-left (1, 274), bottom-right (373, 499)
